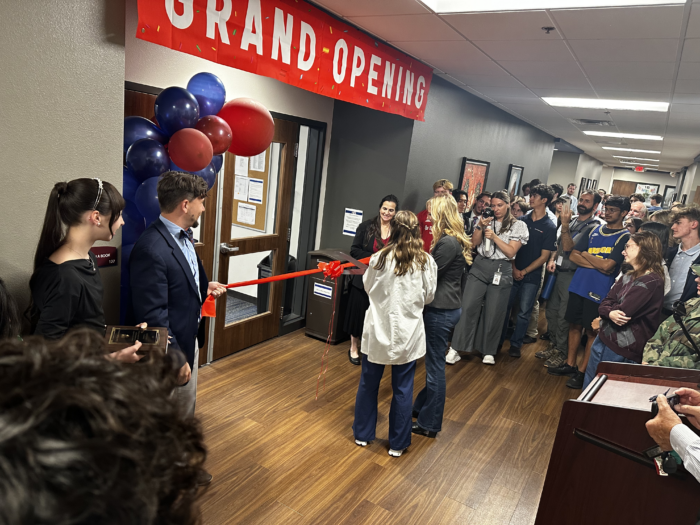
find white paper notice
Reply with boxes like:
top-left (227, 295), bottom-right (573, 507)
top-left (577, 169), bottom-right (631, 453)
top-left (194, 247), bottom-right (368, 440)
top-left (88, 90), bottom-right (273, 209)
top-left (234, 176), bottom-right (249, 201)
top-left (234, 156), bottom-right (249, 176)
top-left (250, 152), bottom-right (266, 172)
top-left (237, 202), bottom-right (256, 225)
top-left (343, 208), bottom-right (363, 236)
top-left (248, 178), bottom-right (264, 204)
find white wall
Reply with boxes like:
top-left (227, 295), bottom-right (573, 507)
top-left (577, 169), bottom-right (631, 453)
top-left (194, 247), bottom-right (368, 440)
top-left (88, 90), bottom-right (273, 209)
top-left (681, 163), bottom-right (699, 203)
top-left (0, 0), bottom-right (126, 322)
top-left (599, 166), bottom-right (615, 193)
top-left (576, 153), bottom-right (603, 187)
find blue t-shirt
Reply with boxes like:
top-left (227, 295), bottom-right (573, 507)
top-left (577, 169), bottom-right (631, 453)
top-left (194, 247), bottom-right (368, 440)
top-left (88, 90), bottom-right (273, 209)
top-left (515, 212), bottom-right (557, 284)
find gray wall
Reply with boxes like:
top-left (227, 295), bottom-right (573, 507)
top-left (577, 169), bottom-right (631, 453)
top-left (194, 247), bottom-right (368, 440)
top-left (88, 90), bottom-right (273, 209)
top-left (403, 77), bottom-right (555, 211)
top-left (548, 151), bottom-right (581, 190)
top-left (0, 0), bottom-right (126, 323)
top-left (320, 101), bottom-right (414, 249)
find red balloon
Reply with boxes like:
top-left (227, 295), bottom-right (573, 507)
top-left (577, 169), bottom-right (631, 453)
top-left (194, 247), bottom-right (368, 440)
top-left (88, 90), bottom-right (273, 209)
top-left (195, 115), bottom-right (232, 155)
top-left (217, 98), bottom-right (274, 157)
top-left (168, 128), bottom-right (213, 172)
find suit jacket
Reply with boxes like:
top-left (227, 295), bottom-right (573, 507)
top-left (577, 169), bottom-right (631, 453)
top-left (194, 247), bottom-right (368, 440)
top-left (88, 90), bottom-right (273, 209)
top-left (128, 218), bottom-right (209, 369)
top-left (350, 219), bottom-right (383, 289)
top-left (665, 245), bottom-right (700, 304)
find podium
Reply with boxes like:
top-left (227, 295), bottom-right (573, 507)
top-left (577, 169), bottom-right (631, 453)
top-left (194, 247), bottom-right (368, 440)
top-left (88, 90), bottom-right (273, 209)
top-left (536, 362), bottom-right (700, 525)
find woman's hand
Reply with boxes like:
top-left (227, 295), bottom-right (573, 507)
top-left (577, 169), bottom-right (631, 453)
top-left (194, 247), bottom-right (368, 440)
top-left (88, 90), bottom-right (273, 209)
top-left (547, 260), bottom-right (556, 273)
top-left (109, 341), bottom-right (144, 363)
top-left (484, 227), bottom-right (496, 240)
top-left (609, 310), bottom-right (631, 326)
top-left (591, 317), bottom-right (601, 332)
top-left (480, 216), bottom-right (494, 229)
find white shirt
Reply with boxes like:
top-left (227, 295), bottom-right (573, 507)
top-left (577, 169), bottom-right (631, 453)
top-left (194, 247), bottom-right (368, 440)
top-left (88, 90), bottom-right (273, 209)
top-left (568, 194), bottom-right (578, 210)
top-left (477, 219), bottom-right (529, 260)
top-left (361, 252), bottom-right (437, 365)
top-left (670, 424), bottom-right (700, 483)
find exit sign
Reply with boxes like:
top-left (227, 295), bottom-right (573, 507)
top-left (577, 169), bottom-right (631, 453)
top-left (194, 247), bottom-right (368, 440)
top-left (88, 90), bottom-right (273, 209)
top-left (634, 166), bottom-right (645, 172)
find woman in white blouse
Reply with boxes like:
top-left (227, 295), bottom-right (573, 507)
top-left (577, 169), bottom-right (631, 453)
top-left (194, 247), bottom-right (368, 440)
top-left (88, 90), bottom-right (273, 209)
top-left (353, 211), bottom-right (437, 458)
top-left (451, 191), bottom-right (529, 365)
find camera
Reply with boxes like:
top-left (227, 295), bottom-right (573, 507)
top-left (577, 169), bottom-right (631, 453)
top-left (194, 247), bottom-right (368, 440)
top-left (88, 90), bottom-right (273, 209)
top-left (482, 207), bottom-right (494, 219)
top-left (649, 389), bottom-right (681, 418)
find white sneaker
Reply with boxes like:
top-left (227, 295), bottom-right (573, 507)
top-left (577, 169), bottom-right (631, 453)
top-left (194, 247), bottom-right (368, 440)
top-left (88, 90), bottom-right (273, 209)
top-left (446, 348), bottom-right (461, 365)
top-left (388, 448), bottom-right (405, 457)
top-left (355, 439), bottom-right (368, 447)
top-left (482, 355), bottom-right (495, 365)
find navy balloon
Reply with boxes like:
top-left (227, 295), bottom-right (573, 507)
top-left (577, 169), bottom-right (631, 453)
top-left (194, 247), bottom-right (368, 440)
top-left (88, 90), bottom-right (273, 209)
top-left (134, 176), bottom-right (161, 225)
top-left (187, 73), bottom-right (226, 117)
top-left (126, 139), bottom-right (170, 183)
top-left (211, 154), bottom-right (223, 173)
top-left (122, 166), bottom-right (140, 202)
top-left (123, 116), bottom-right (168, 152)
top-left (170, 159), bottom-right (217, 190)
top-left (154, 87), bottom-right (200, 136)
top-left (121, 202), bottom-right (147, 245)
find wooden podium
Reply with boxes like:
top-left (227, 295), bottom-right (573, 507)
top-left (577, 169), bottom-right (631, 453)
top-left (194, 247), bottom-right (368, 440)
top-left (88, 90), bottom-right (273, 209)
top-left (536, 363), bottom-right (700, 525)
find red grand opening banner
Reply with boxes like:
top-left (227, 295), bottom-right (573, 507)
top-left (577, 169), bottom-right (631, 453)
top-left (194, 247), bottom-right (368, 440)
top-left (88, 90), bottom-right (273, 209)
top-left (136, 0), bottom-right (433, 121)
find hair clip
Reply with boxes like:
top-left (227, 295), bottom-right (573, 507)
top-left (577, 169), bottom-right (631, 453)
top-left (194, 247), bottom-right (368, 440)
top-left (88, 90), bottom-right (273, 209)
top-left (92, 178), bottom-right (103, 211)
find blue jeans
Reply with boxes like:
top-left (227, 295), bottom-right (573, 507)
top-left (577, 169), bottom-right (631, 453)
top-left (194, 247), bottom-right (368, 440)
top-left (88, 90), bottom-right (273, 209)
top-left (583, 336), bottom-right (637, 390)
top-left (353, 355), bottom-right (417, 450)
top-left (500, 280), bottom-right (540, 349)
top-left (413, 306), bottom-right (462, 433)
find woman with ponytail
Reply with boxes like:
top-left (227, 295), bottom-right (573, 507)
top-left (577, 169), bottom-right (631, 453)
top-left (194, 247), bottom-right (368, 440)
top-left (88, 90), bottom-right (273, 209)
top-left (353, 211), bottom-right (437, 457)
top-left (29, 179), bottom-right (143, 362)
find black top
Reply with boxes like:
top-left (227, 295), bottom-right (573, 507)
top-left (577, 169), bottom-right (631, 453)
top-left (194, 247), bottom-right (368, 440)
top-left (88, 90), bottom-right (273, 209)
top-left (350, 219), bottom-right (387, 289)
top-left (430, 235), bottom-right (468, 309)
top-left (515, 213), bottom-right (557, 284)
top-left (31, 253), bottom-right (106, 339)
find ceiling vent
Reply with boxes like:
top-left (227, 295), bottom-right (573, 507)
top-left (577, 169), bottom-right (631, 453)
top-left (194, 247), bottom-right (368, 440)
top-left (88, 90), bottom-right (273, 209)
top-left (569, 118), bottom-right (615, 126)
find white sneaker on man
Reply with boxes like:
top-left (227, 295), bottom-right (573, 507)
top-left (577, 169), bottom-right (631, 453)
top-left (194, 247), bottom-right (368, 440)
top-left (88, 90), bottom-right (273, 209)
top-left (446, 347), bottom-right (461, 365)
top-left (482, 355), bottom-right (495, 365)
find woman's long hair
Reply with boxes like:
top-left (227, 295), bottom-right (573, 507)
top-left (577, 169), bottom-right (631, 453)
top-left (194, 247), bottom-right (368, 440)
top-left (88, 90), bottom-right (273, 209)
top-left (32, 179), bottom-right (125, 271)
top-left (373, 211), bottom-right (429, 277)
top-left (366, 194), bottom-right (399, 247)
top-left (639, 221), bottom-right (670, 250)
top-left (0, 279), bottom-right (20, 339)
top-left (490, 191), bottom-right (517, 234)
top-left (429, 195), bottom-right (473, 265)
top-left (628, 231), bottom-right (665, 279)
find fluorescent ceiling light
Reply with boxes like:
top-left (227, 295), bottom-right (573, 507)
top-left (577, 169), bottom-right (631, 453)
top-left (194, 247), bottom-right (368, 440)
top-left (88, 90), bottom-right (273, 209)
top-left (584, 131), bottom-right (663, 141)
top-left (613, 155), bottom-right (659, 162)
top-left (543, 97), bottom-right (668, 112)
top-left (620, 161), bottom-right (659, 167)
top-left (422, 0), bottom-right (683, 14)
top-left (602, 147), bottom-right (661, 154)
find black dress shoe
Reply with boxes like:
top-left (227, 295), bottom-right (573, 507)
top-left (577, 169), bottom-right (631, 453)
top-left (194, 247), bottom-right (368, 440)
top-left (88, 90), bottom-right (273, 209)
top-left (196, 470), bottom-right (213, 486)
top-left (522, 335), bottom-right (537, 345)
top-left (509, 346), bottom-right (522, 358)
top-left (411, 422), bottom-right (437, 438)
top-left (348, 349), bottom-right (361, 366)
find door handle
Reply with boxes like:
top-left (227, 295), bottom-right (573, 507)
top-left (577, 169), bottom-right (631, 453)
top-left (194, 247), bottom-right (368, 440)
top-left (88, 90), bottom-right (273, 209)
top-left (220, 243), bottom-right (240, 255)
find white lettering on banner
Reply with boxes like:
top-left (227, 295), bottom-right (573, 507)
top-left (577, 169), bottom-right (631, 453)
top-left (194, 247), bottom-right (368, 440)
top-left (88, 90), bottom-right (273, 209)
top-left (382, 62), bottom-right (395, 98)
top-left (367, 55), bottom-right (381, 95)
top-left (415, 75), bottom-right (426, 108)
top-left (298, 22), bottom-right (315, 71)
top-left (402, 71), bottom-right (414, 105)
top-left (350, 46), bottom-right (365, 88)
top-left (165, 0), bottom-right (194, 29)
top-left (395, 66), bottom-right (403, 102)
top-left (241, 0), bottom-right (263, 55)
top-left (271, 8), bottom-right (293, 64)
top-left (333, 39), bottom-right (348, 83)
top-left (206, 0), bottom-right (231, 45)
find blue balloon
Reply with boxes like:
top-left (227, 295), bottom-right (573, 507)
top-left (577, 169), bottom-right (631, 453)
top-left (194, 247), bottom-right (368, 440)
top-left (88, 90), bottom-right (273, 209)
top-left (121, 202), bottom-right (147, 245)
top-left (126, 139), bottom-right (170, 183)
top-left (123, 116), bottom-right (168, 152)
top-left (169, 160), bottom-right (217, 190)
top-left (154, 87), bottom-right (200, 135)
top-left (187, 73), bottom-right (226, 117)
top-left (122, 166), bottom-right (140, 202)
top-left (121, 243), bottom-right (135, 270)
top-left (134, 177), bottom-right (161, 225)
top-left (211, 154), bottom-right (223, 173)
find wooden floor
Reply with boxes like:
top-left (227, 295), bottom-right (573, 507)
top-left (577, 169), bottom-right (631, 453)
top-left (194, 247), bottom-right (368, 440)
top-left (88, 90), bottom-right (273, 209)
top-left (196, 323), bottom-right (579, 525)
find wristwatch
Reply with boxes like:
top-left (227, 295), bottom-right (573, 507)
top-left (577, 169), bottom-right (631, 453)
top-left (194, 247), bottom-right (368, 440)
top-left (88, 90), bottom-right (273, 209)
top-left (475, 226), bottom-right (482, 231)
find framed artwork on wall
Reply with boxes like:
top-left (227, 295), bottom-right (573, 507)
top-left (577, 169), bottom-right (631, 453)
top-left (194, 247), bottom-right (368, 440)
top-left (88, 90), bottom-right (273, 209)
top-left (682, 194), bottom-right (688, 204)
top-left (458, 158), bottom-right (490, 210)
top-left (663, 185), bottom-right (677, 208)
top-left (587, 179), bottom-right (595, 190)
top-left (579, 178), bottom-right (588, 197)
top-left (591, 179), bottom-right (598, 190)
top-left (634, 183), bottom-right (660, 201)
top-left (506, 164), bottom-right (524, 198)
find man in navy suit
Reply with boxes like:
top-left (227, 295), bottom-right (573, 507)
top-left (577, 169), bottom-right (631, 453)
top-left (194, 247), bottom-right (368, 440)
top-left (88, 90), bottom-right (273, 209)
top-left (130, 172), bottom-right (225, 481)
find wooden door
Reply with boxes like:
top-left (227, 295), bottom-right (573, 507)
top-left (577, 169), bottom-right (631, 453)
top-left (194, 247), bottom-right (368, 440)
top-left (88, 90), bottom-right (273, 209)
top-left (209, 119), bottom-right (300, 360)
top-left (610, 180), bottom-right (637, 197)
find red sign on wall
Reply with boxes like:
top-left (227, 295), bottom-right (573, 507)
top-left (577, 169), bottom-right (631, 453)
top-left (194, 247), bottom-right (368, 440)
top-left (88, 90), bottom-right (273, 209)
top-left (91, 247), bottom-right (118, 268)
top-left (136, 0), bottom-right (433, 121)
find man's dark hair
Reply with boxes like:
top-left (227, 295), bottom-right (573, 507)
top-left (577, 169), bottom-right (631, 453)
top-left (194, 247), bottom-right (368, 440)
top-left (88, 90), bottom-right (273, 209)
top-left (605, 195), bottom-right (631, 213)
top-left (157, 171), bottom-right (209, 213)
top-left (580, 189), bottom-right (602, 206)
top-left (670, 205), bottom-right (700, 227)
top-left (475, 191), bottom-right (492, 201)
top-left (452, 190), bottom-right (467, 202)
top-left (650, 194), bottom-right (663, 205)
top-left (522, 183), bottom-right (531, 192)
top-left (551, 183), bottom-right (563, 198)
top-left (568, 182), bottom-right (576, 188)
top-left (530, 179), bottom-right (542, 187)
top-left (630, 193), bottom-right (646, 203)
top-left (0, 330), bottom-right (206, 524)
top-left (530, 184), bottom-right (555, 205)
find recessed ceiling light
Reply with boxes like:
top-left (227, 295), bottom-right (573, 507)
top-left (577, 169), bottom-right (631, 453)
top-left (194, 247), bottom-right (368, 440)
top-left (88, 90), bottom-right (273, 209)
top-left (602, 147), bottom-right (662, 154)
top-left (421, 0), bottom-right (683, 14)
top-left (584, 131), bottom-right (663, 141)
top-left (613, 155), bottom-right (660, 162)
top-left (542, 97), bottom-right (668, 112)
top-left (620, 161), bottom-right (659, 167)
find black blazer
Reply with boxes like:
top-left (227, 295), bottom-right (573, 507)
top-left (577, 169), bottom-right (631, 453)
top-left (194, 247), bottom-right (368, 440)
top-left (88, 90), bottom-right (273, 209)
top-left (128, 219), bottom-right (209, 369)
top-left (665, 245), bottom-right (700, 304)
top-left (350, 219), bottom-right (383, 289)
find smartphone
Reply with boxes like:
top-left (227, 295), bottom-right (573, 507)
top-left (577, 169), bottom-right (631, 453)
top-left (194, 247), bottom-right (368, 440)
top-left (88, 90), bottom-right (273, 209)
top-left (562, 199), bottom-right (571, 216)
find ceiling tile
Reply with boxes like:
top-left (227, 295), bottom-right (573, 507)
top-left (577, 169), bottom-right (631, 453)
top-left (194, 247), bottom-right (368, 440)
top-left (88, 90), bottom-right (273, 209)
top-left (568, 39), bottom-right (679, 63)
top-left (686, 5), bottom-right (700, 39)
top-left (310, 0), bottom-right (429, 17)
top-left (391, 40), bottom-right (490, 67)
top-left (551, 6), bottom-right (685, 40)
top-left (517, 73), bottom-right (592, 90)
top-left (453, 73), bottom-right (524, 88)
top-left (348, 14), bottom-right (462, 42)
top-left (474, 39), bottom-right (573, 61)
top-left (441, 11), bottom-right (560, 41)
top-left (677, 62), bottom-right (700, 80)
top-left (499, 61), bottom-right (582, 78)
top-left (681, 39), bottom-right (700, 62)
top-left (589, 76), bottom-right (673, 92)
top-left (477, 86), bottom-right (541, 105)
top-left (445, 60), bottom-right (507, 77)
top-left (670, 103), bottom-right (700, 119)
top-left (530, 87), bottom-right (597, 98)
top-left (673, 93), bottom-right (700, 104)
top-left (675, 79), bottom-right (700, 94)
top-left (597, 90), bottom-right (671, 102)
top-left (582, 61), bottom-right (676, 80)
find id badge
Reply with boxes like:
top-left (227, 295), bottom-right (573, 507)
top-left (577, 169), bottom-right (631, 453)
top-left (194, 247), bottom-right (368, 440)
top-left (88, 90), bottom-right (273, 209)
top-left (557, 255), bottom-right (564, 266)
top-left (492, 271), bottom-right (502, 285)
